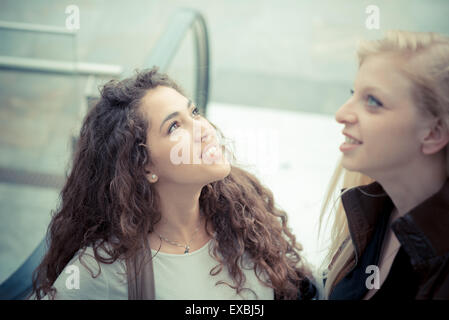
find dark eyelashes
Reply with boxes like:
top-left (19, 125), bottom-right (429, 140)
top-left (167, 107), bottom-right (201, 134)
top-left (192, 107), bottom-right (200, 116)
top-left (367, 95), bottom-right (383, 107)
top-left (167, 121), bottom-right (179, 134)
top-left (349, 89), bottom-right (383, 108)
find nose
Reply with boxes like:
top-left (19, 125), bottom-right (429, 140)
top-left (335, 100), bottom-right (357, 125)
top-left (201, 130), bottom-right (214, 143)
top-left (192, 118), bottom-right (215, 143)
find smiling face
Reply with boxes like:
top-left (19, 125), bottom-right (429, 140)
top-left (139, 86), bottom-right (231, 186)
top-left (335, 53), bottom-right (435, 179)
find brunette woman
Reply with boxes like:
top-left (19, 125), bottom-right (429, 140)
top-left (31, 68), bottom-right (316, 300)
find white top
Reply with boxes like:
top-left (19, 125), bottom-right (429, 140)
top-left (44, 239), bottom-right (274, 300)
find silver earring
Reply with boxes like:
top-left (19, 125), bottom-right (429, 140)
top-left (151, 174), bottom-right (157, 180)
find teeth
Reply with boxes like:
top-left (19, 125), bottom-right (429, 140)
top-left (205, 146), bottom-right (217, 157)
top-left (345, 136), bottom-right (361, 144)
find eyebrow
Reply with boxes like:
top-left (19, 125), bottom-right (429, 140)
top-left (159, 99), bottom-right (192, 133)
top-left (361, 86), bottom-right (386, 96)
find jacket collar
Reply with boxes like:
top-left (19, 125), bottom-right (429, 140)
top-left (341, 178), bottom-right (449, 269)
top-left (340, 181), bottom-right (393, 266)
top-left (392, 178), bottom-right (449, 269)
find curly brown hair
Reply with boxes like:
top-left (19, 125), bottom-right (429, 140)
top-left (31, 67), bottom-right (311, 300)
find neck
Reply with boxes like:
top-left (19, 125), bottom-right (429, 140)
top-left (372, 155), bottom-right (447, 217)
top-left (153, 181), bottom-right (205, 243)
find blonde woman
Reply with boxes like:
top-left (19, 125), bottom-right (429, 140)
top-left (320, 31), bottom-right (449, 300)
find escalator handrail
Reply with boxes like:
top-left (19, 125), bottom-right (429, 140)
top-left (0, 238), bottom-right (48, 300)
top-left (143, 8), bottom-right (210, 114)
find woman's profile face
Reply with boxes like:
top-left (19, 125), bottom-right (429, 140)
top-left (139, 85), bottom-right (231, 186)
top-left (335, 53), bottom-right (434, 178)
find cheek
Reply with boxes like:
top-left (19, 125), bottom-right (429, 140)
top-left (364, 117), bottom-right (422, 157)
top-left (389, 115), bottom-right (422, 149)
top-left (152, 133), bottom-right (195, 170)
top-left (147, 140), bottom-right (175, 170)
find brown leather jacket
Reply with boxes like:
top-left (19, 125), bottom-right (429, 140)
top-left (328, 179), bottom-right (449, 299)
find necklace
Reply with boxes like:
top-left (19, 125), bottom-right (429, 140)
top-left (156, 224), bottom-right (201, 254)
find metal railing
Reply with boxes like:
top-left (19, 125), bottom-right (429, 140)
top-left (0, 19), bottom-right (122, 77)
top-left (0, 20), bottom-right (76, 36)
top-left (0, 56), bottom-right (123, 76)
top-left (0, 8), bottom-right (210, 300)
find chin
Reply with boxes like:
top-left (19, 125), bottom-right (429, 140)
top-left (342, 159), bottom-right (379, 182)
top-left (341, 157), bottom-right (363, 173)
top-left (204, 162), bottom-right (231, 184)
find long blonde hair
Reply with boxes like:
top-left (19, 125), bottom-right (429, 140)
top-left (320, 30), bottom-right (449, 298)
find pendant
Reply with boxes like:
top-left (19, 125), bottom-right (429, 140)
top-left (184, 245), bottom-right (190, 254)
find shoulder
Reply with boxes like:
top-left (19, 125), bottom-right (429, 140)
top-left (50, 244), bottom-right (127, 300)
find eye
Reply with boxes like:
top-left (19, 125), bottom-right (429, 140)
top-left (167, 107), bottom-right (201, 134)
top-left (168, 121), bottom-right (180, 134)
top-left (366, 95), bottom-right (383, 108)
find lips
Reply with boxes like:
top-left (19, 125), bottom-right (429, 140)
top-left (342, 132), bottom-right (363, 144)
top-left (340, 131), bottom-right (362, 153)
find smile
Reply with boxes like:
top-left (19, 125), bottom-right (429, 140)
top-left (203, 145), bottom-right (218, 158)
top-left (345, 136), bottom-right (362, 145)
top-left (200, 143), bottom-right (223, 162)
top-left (340, 133), bottom-right (363, 152)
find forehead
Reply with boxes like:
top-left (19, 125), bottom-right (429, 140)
top-left (139, 86), bottom-right (188, 124)
top-left (356, 54), bottom-right (414, 95)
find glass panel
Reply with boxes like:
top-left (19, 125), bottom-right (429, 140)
top-left (0, 28), bottom-right (81, 283)
top-left (165, 28), bottom-right (196, 107)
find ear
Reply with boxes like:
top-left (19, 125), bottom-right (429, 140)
top-left (421, 119), bottom-right (449, 155)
